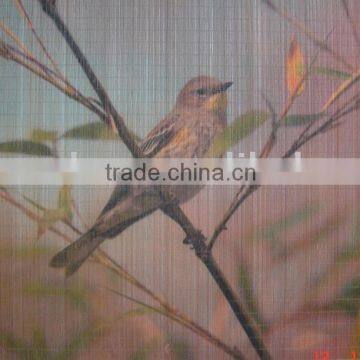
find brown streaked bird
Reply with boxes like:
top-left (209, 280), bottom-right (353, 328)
top-left (50, 76), bottom-right (233, 276)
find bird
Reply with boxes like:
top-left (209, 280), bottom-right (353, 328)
top-left (50, 75), bottom-right (233, 276)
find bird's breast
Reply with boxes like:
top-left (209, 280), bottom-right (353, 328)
top-left (205, 92), bottom-right (228, 114)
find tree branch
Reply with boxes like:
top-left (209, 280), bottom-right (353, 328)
top-left (260, 0), bottom-right (356, 72)
top-left (208, 47), bottom-right (320, 251)
top-left (0, 188), bottom-right (244, 360)
top-left (208, 46), bottom-right (358, 251)
top-left (13, 0), bottom-right (64, 79)
top-left (208, 95), bottom-right (360, 253)
top-left (0, 40), bottom-right (110, 125)
top-left (36, 1), bottom-right (270, 358)
top-left (38, 0), bottom-right (141, 157)
top-left (341, 0), bottom-right (360, 56)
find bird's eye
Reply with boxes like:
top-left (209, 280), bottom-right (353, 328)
top-left (196, 88), bottom-right (207, 96)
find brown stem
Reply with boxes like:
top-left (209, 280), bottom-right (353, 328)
top-left (13, 0), bottom-right (64, 80)
top-left (36, 1), bottom-right (268, 358)
top-left (210, 98), bottom-right (360, 256)
top-left (208, 43), bottom-right (327, 252)
top-left (38, 0), bottom-right (140, 157)
top-left (0, 40), bottom-right (110, 126)
top-left (0, 189), bottom-right (244, 359)
top-left (341, 0), bottom-right (360, 56)
top-left (162, 203), bottom-right (271, 360)
top-left (0, 19), bottom-right (34, 58)
top-left (260, 0), bottom-right (356, 72)
top-left (284, 98), bottom-right (360, 158)
top-left (321, 68), bottom-right (360, 112)
top-left (106, 288), bottom-right (246, 360)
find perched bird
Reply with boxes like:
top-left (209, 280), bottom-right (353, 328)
top-left (50, 76), bottom-right (233, 276)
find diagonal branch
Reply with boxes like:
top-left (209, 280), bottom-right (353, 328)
top-left (321, 68), bottom-right (360, 112)
top-left (341, 0), bottom-right (360, 56)
top-left (209, 59), bottom-right (359, 254)
top-left (260, 0), bottom-right (356, 72)
top-left (0, 19), bottom-right (34, 58)
top-left (284, 95), bottom-right (360, 157)
top-left (208, 46), bottom-right (320, 251)
top-left (13, 0), bottom-right (64, 79)
top-left (38, 0), bottom-right (140, 157)
top-left (0, 188), bottom-right (244, 360)
top-left (36, 1), bottom-right (271, 358)
top-left (208, 92), bottom-right (360, 253)
top-left (208, 96), bottom-right (360, 255)
top-left (105, 287), bottom-right (245, 360)
top-left (0, 40), bottom-right (110, 126)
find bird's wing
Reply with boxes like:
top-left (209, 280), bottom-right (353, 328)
top-left (97, 113), bottom-right (179, 218)
top-left (140, 113), bottom-right (180, 157)
top-left (99, 184), bottom-right (130, 216)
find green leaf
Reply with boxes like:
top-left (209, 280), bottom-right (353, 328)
top-left (31, 328), bottom-right (49, 360)
top-left (331, 278), bottom-right (360, 316)
top-left (129, 339), bottom-right (159, 360)
top-left (21, 195), bottom-right (56, 237)
top-left (24, 282), bottom-right (88, 311)
top-left (314, 66), bottom-right (351, 80)
top-left (0, 246), bottom-right (52, 259)
top-left (54, 322), bottom-right (106, 360)
top-left (289, 212), bottom-right (346, 260)
top-left (336, 214), bottom-right (360, 263)
top-left (0, 140), bottom-right (53, 156)
top-left (57, 185), bottom-right (72, 219)
top-left (23, 188), bottom-right (72, 237)
top-left (30, 128), bottom-right (58, 143)
top-left (283, 113), bottom-right (323, 126)
top-left (166, 340), bottom-right (193, 360)
top-left (37, 208), bottom-right (68, 237)
top-left (63, 121), bottom-right (141, 142)
top-left (250, 203), bottom-right (318, 242)
top-left (206, 111), bottom-right (268, 157)
top-left (0, 332), bottom-right (33, 359)
top-left (119, 307), bottom-right (157, 320)
top-left (237, 264), bottom-right (265, 330)
top-left (22, 195), bottom-right (46, 212)
top-left (55, 306), bottom-right (157, 360)
top-left (130, 348), bottom-right (150, 360)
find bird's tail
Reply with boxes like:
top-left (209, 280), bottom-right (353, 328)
top-left (50, 230), bottom-right (104, 277)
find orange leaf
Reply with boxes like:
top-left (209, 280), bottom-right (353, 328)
top-left (286, 35), bottom-right (305, 97)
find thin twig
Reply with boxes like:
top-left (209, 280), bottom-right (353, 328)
top-left (0, 189), bottom-right (244, 360)
top-left (0, 20), bottom-right (34, 58)
top-left (341, 0), bottom-right (360, 56)
top-left (291, 92), bottom-right (360, 154)
top-left (106, 287), bottom-right (245, 360)
top-left (37, 0), bottom-right (140, 157)
top-left (208, 46), bottom-right (321, 251)
top-left (0, 190), bottom-right (72, 242)
top-left (321, 68), bottom-right (360, 112)
top-left (161, 201), bottom-right (270, 359)
top-left (291, 86), bottom-right (360, 152)
top-left (6, 42), bottom-right (63, 80)
top-left (285, 97), bottom-right (360, 157)
top-left (259, 94), bottom-right (279, 158)
top-left (70, 197), bottom-right (89, 230)
top-left (13, 0), bottom-right (64, 79)
top-left (0, 40), bottom-right (110, 126)
top-left (260, 0), bottom-right (356, 71)
top-left (209, 96), bottom-right (360, 254)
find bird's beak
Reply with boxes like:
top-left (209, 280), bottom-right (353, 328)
top-left (214, 81), bottom-right (233, 94)
top-left (206, 81), bottom-right (232, 113)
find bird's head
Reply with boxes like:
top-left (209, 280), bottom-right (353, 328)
top-left (176, 76), bottom-right (233, 114)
